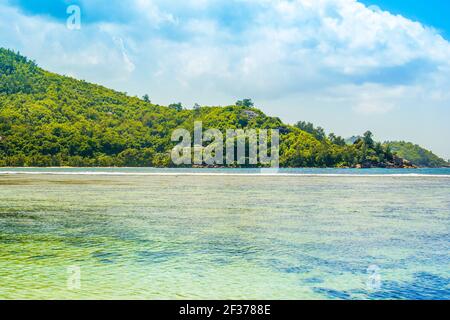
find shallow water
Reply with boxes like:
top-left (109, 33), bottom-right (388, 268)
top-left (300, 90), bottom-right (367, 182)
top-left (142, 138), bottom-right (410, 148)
top-left (0, 172), bottom-right (449, 299)
top-left (1, 167), bottom-right (450, 176)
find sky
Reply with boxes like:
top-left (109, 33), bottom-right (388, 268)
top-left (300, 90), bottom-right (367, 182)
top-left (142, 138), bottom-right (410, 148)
top-left (0, 0), bottom-right (449, 159)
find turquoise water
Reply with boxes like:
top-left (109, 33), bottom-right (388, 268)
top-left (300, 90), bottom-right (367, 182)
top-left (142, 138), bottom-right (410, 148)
top-left (0, 169), bottom-right (449, 299)
top-left (1, 167), bottom-right (450, 176)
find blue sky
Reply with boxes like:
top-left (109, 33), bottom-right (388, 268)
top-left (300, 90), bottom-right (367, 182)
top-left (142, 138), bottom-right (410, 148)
top-left (1, 0), bottom-right (449, 159)
top-left (360, 0), bottom-right (450, 38)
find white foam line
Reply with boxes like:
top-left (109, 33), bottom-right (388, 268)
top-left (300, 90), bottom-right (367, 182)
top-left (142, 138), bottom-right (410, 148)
top-left (0, 171), bottom-right (449, 178)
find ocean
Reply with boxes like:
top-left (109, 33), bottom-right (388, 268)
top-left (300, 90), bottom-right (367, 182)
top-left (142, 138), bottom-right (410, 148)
top-left (0, 168), bottom-right (449, 299)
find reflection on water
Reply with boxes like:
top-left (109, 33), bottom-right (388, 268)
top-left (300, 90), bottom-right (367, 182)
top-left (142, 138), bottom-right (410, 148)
top-left (0, 173), bottom-right (449, 299)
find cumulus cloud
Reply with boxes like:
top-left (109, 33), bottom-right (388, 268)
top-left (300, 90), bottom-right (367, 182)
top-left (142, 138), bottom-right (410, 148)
top-left (3, 0), bottom-right (450, 95)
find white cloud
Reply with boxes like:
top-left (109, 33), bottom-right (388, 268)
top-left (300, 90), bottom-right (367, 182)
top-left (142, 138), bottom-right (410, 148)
top-left (134, 0), bottom-right (177, 25)
top-left (3, 0), bottom-right (450, 99)
top-left (353, 102), bottom-right (394, 115)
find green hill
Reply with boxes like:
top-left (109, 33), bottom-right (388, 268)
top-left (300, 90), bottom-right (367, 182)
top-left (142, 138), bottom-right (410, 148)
top-left (384, 141), bottom-right (449, 168)
top-left (0, 48), bottom-right (436, 168)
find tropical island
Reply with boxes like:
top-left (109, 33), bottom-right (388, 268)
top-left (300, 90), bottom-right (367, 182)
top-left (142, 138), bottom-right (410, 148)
top-left (0, 48), bottom-right (448, 168)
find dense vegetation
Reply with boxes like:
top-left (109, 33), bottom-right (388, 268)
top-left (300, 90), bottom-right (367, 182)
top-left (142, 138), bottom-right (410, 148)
top-left (0, 48), bottom-right (445, 168)
top-left (384, 141), bottom-right (449, 168)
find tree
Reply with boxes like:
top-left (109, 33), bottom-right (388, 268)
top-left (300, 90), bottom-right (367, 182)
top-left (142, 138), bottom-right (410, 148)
top-left (328, 133), bottom-right (346, 146)
top-left (142, 94), bottom-right (151, 103)
top-left (168, 102), bottom-right (183, 112)
top-left (315, 127), bottom-right (326, 141)
top-left (295, 121), bottom-right (325, 141)
top-left (235, 99), bottom-right (254, 108)
top-left (363, 131), bottom-right (374, 148)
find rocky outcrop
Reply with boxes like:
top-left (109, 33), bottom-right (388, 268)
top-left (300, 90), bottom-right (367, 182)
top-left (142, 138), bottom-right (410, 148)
top-left (241, 110), bottom-right (259, 119)
top-left (355, 156), bottom-right (417, 169)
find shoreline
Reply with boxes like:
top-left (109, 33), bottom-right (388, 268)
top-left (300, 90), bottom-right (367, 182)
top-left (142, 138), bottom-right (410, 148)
top-left (0, 166), bottom-right (449, 169)
top-left (1, 171), bottom-right (449, 178)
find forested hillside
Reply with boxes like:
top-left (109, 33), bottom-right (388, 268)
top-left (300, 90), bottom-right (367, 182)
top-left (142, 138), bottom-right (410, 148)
top-left (384, 141), bottom-right (449, 168)
top-left (0, 48), bottom-right (443, 168)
